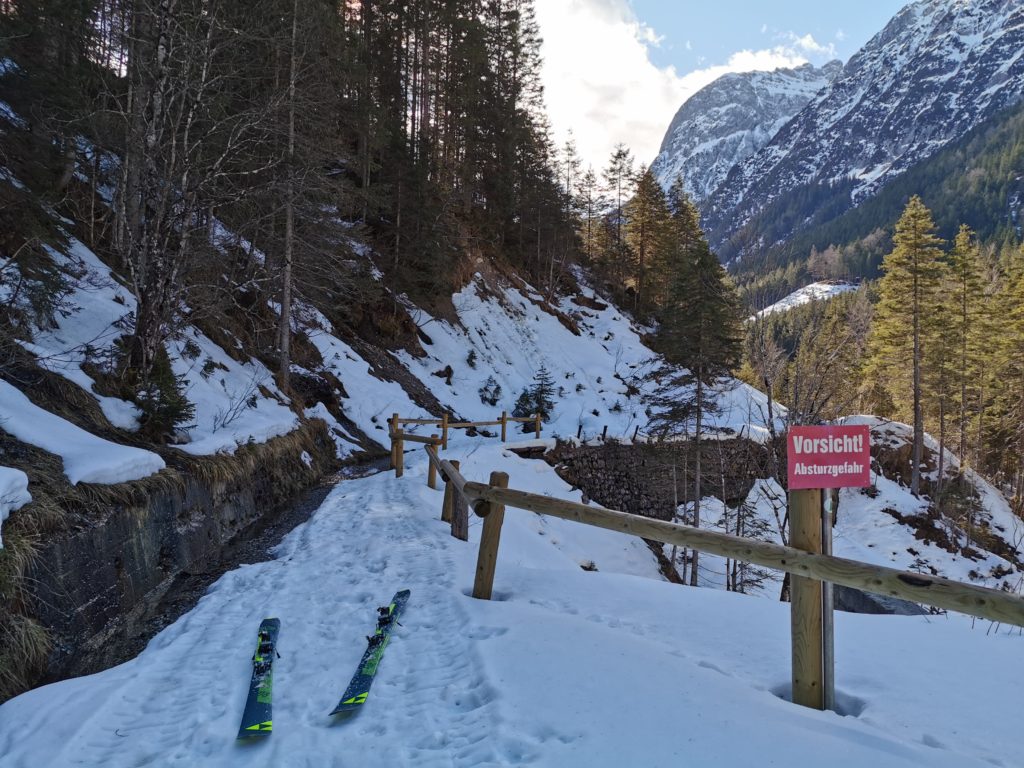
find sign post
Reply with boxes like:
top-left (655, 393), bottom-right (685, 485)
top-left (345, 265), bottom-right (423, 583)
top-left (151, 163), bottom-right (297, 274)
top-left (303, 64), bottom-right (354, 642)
top-left (787, 424), bottom-right (871, 711)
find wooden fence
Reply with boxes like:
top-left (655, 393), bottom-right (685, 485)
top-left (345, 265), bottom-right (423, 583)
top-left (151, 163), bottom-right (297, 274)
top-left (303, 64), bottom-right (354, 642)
top-left (403, 441), bottom-right (1024, 712)
top-left (387, 412), bottom-right (540, 478)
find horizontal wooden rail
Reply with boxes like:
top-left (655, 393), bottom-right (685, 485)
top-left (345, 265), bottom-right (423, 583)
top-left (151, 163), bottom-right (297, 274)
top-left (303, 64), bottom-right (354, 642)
top-left (460, 482), bottom-right (1024, 628)
top-left (390, 412), bottom-right (541, 452)
top-left (426, 446), bottom-right (467, 492)
top-left (389, 431), bottom-right (442, 446)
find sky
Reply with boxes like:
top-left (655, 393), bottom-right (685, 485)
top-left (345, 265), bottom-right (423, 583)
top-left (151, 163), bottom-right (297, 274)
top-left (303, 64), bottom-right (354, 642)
top-left (536, 0), bottom-right (911, 171)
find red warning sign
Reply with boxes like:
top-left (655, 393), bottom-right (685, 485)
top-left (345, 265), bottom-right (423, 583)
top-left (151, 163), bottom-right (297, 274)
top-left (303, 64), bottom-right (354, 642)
top-left (787, 425), bottom-right (871, 490)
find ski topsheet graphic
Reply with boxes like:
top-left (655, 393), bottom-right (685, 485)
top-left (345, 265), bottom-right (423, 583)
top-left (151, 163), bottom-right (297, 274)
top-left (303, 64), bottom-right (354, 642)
top-left (237, 618), bottom-right (281, 739)
top-left (330, 590), bottom-right (410, 715)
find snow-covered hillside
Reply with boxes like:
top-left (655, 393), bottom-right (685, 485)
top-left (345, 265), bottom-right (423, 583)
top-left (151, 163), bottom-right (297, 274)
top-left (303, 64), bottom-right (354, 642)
top-left (1, 438), bottom-right (1020, 767)
top-left (651, 62), bottom-right (840, 201)
top-left (752, 281), bottom-right (859, 319)
top-left (0, 202), bottom-right (781, 545)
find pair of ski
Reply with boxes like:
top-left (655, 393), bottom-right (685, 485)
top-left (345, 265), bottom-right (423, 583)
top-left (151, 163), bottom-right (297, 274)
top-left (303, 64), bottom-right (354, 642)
top-left (237, 589), bottom-right (410, 739)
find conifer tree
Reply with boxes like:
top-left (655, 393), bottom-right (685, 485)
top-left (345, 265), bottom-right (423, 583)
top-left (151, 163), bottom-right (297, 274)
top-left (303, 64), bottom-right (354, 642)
top-left (946, 225), bottom-right (985, 462)
top-left (602, 143), bottom-right (635, 287)
top-left (577, 167), bottom-right (608, 266)
top-left (623, 165), bottom-right (671, 316)
top-left (649, 240), bottom-right (742, 586)
top-left (988, 253), bottom-right (1024, 506)
top-left (865, 196), bottom-right (945, 495)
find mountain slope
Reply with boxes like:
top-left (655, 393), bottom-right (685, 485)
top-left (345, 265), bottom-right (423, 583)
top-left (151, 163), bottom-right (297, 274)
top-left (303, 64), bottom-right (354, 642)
top-left (704, 0), bottom-right (1024, 262)
top-left (730, 99), bottom-right (1024, 287)
top-left (651, 62), bottom-right (841, 201)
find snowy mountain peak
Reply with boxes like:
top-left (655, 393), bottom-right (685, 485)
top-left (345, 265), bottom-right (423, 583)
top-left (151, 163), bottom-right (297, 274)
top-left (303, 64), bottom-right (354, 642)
top-left (651, 61), bottom-right (841, 202)
top-left (702, 0), bottom-right (1024, 257)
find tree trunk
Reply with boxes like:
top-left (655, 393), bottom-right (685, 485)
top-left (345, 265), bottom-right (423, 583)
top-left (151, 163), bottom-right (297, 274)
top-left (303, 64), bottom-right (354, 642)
top-left (278, 0), bottom-right (299, 390)
top-left (912, 261), bottom-right (923, 495)
top-left (690, 373), bottom-right (703, 587)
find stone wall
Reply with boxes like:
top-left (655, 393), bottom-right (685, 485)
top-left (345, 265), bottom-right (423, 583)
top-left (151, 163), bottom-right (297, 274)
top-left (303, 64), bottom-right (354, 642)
top-left (24, 420), bottom-right (337, 684)
top-left (547, 438), bottom-right (775, 520)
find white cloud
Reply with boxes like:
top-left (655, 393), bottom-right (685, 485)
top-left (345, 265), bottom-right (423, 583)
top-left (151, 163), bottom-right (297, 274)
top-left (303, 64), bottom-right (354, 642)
top-left (781, 32), bottom-right (838, 59)
top-left (536, 1), bottom-right (815, 169)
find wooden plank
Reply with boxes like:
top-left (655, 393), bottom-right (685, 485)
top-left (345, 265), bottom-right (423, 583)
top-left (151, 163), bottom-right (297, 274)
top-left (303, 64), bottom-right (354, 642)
top-left (473, 472), bottom-right (509, 600)
top-left (397, 418), bottom-right (444, 426)
top-left (790, 490), bottom-right (824, 710)
top-left (388, 432), bottom-right (441, 446)
top-left (448, 420), bottom-right (503, 428)
top-left (459, 482), bottom-right (1024, 627)
top-left (425, 445), bottom-right (468, 496)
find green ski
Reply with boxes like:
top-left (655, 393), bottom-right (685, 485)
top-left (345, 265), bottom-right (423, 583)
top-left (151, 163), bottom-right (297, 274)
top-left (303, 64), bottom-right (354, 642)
top-left (330, 590), bottom-right (410, 715)
top-left (237, 618), bottom-right (281, 739)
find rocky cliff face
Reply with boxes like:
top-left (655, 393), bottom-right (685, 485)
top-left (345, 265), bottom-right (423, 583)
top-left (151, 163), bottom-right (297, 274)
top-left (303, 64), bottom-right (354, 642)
top-left (652, 62), bottom-right (840, 202)
top-left (702, 0), bottom-right (1024, 260)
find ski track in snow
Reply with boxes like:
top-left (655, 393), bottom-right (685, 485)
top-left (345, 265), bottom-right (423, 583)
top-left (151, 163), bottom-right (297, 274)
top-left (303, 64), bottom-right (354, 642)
top-left (2, 463), bottom-right (516, 768)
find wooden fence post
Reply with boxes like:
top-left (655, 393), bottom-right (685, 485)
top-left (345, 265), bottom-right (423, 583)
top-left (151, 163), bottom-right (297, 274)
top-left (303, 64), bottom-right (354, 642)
top-left (790, 488), bottom-right (825, 710)
top-left (395, 431), bottom-right (405, 479)
top-left (602, 425), bottom-right (608, 441)
top-left (534, 413), bottom-right (541, 439)
top-left (451, 480), bottom-right (470, 542)
top-left (426, 437), bottom-right (439, 489)
top-left (501, 411), bottom-right (508, 442)
top-left (441, 459), bottom-right (460, 523)
top-left (473, 471), bottom-right (509, 600)
top-left (442, 413), bottom-right (449, 451)
top-left (390, 413), bottom-right (399, 468)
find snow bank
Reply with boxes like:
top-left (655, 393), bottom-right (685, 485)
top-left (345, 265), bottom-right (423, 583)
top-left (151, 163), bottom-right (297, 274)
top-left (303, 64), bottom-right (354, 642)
top-left (168, 327), bottom-right (299, 456)
top-left (0, 466), bottom-right (31, 548)
top-left (23, 239), bottom-right (145, 430)
top-left (12, 224), bottom-right (299, 454)
top-left (0, 380), bottom-right (165, 485)
top-left (301, 305), bottom-right (429, 452)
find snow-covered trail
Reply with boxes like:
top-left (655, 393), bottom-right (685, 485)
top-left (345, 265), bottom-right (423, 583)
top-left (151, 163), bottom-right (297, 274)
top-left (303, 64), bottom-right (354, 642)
top-left (0, 450), bottom-right (515, 767)
top-left (2, 440), bottom-right (1022, 767)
